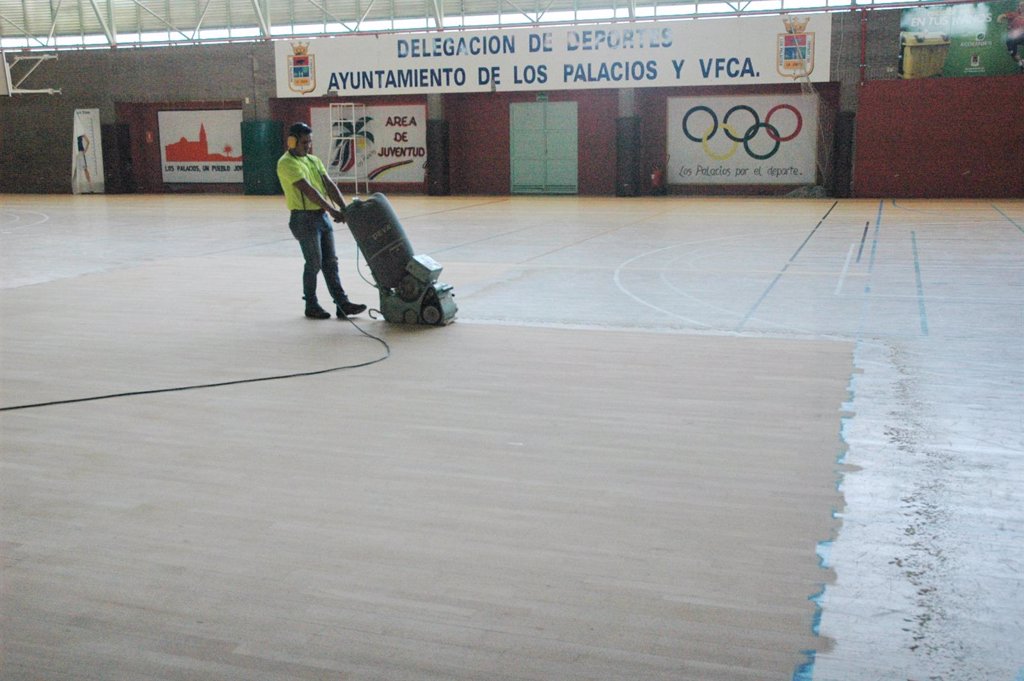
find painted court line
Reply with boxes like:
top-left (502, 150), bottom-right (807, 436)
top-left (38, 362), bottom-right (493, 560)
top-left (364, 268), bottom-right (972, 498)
top-left (855, 221), bottom-right (868, 263)
top-left (855, 200), bottom-right (884, 342)
top-left (0, 209), bottom-right (51, 234)
top-left (992, 204), bottom-right (1024, 236)
top-left (735, 201), bottom-right (837, 331)
top-left (835, 243), bottom-right (855, 295)
top-left (910, 230), bottom-right (929, 336)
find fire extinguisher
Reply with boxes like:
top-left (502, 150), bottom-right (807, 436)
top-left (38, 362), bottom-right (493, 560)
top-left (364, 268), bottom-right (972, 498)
top-left (650, 166), bottom-right (666, 195)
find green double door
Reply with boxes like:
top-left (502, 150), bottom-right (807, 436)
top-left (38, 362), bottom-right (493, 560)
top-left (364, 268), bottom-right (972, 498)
top-left (510, 101), bottom-right (578, 195)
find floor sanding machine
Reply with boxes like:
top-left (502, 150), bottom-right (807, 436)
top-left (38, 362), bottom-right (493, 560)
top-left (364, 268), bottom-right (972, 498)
top-left (344, 193), bottom-right (457, 325)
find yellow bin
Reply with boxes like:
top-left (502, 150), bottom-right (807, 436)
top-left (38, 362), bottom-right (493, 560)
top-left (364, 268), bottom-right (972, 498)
top-left (900, 32), bottom-right (950, 79)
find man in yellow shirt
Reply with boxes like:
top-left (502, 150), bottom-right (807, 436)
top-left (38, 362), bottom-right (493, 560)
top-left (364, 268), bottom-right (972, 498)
top-left (277, 122), bottom-right (366, 319)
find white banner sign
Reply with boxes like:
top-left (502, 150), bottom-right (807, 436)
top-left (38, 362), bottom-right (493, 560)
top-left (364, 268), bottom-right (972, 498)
top-left (158, 110), bottom-right (243, 183)
top-left (310, 105), bottom-right (426, 184)
top-left (72, 109), bottom-right (105, 194)
top-left (275, 15), bottom-right (829, 97)
top-left (666, 94), bottom-right (818, 185)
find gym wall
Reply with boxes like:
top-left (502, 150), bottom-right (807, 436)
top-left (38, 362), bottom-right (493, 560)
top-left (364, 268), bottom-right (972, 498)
top-left (1, 9), bottom-right (1021, 198)
top-left (853, 75), bottom-right (1024, 199)
top-left (0, 43), bottom-right (274, 194)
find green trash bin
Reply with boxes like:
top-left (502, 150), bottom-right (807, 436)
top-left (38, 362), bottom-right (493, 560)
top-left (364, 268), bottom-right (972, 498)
top-left (241, 120), bottom-right (284, 195)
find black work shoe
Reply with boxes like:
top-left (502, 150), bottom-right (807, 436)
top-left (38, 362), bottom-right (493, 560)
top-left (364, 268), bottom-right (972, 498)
top-left (305, 304), bottom-right (331, 319)
top-left (337, 301), bottom-right (367, 318)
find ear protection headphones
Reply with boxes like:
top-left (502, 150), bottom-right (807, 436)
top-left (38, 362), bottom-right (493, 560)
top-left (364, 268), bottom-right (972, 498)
top-left (286, 122), bottom-right (312, 151)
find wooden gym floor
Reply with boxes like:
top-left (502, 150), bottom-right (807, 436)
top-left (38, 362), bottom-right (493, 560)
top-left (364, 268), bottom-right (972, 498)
top-left (1, 194), bottom-right (1021, 681)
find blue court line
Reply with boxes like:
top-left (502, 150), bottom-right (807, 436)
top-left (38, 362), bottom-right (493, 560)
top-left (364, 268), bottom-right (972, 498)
top-left (910, 231), bottom-right (929, 336)
top-left (737, 267), bottom-right (789, 332)
top-left (992, 204), bottom-right (1024, 236)
top-left (736, 200), bottom-right (837, 331)
top-left (854, 201), bottom-right (884, 343)
top-left (870, 200), bottom-right (883, 274)
top-left (863, 202), bottom-right (883, 302)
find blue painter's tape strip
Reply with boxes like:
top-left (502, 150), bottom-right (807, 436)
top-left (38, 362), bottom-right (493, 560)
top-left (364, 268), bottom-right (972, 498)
top-left (794, 339), bottom-right (860, 681)
top-left (793, 650), bottom-right (816, 681)
top-left (817, 540), bottom-right (833, 569)
top-left (808, 585), bottom-right (825, 636)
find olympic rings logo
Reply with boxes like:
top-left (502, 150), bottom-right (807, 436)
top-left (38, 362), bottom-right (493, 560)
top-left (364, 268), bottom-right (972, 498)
top-left (681, 104), bottom-right (803, 161)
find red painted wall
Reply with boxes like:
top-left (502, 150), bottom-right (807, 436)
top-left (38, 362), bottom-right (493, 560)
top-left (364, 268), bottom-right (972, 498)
top-left (444, 89), bottom-right (619, 195)
top-left (444, 92), bottom-right (512, 195)
top-left (853, 76), bottom-right (1024, 198)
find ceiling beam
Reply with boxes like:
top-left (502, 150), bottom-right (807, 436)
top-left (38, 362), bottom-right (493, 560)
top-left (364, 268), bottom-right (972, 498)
top-left (0, 11), bottom-right (53, 47)
top-left (302, 0), bottom-right (356, 31)
top-left (85, 0), bottom-right (116, 46)
top-left (501, 0), bottom-right (539, 24)
top-left (46, 0), bottom-right (66, 46)
top-left (356, 0), bottom-right (380, 31)
top-left (249, 0), bottom-right (271, 37)
top-left (126, 0), bottom-right (191, 41)
top-left (191, 0), bottom-right (215, 39)
top-left (534, 0), bottom-right (559, 22)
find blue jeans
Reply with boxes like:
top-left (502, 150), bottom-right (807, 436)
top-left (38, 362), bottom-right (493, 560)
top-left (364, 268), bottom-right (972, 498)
top-left (288, 210), bottom-right (349, 306)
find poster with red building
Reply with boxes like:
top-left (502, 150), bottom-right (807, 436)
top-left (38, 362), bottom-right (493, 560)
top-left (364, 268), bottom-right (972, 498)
top-left (158, 110), bottom-right (244, 183)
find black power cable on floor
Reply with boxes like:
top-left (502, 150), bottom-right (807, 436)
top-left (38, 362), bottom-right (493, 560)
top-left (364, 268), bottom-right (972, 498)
top-left (0, 317), bottom-right (390, 413)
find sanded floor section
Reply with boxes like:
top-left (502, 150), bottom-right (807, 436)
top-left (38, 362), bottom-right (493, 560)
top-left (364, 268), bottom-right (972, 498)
top-left (1, 256), bottom-right (851, 681)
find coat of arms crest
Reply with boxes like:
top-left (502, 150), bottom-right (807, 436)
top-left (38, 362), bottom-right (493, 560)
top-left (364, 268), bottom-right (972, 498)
top-left (288, 42), bottom-right (316, 94)
top-left (777, 16), bottom-right (815, 78)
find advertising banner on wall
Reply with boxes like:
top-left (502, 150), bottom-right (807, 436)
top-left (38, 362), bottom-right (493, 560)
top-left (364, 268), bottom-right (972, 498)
top-left (158, 110), bottom-right (244, 183)
top-left (71, 109), bottom-right (105, 194)
top-left (899, 1), bottom-right (1024, 77)
top-left (310, 105), bottom-right (427, 184)
top-left (666, 95), bottom-right (818, 185)
top-left (275, 15), bottom-right (830, 97)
